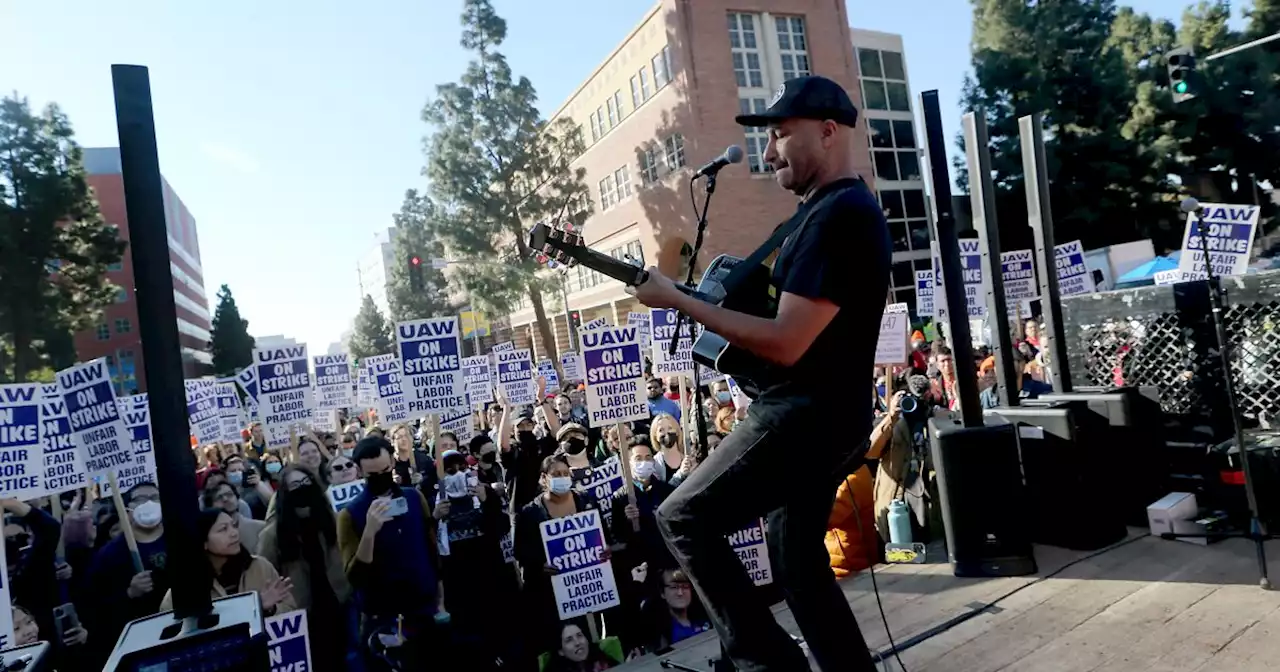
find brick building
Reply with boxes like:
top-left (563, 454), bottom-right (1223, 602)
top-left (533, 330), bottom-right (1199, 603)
top-left (78, 147), bottom-right (214, 393)
top-left (503, 0), bottom-right (922, 354)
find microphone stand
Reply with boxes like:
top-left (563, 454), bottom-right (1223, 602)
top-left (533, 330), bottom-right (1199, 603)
top-left (670, 173), bottom-right (716, 462)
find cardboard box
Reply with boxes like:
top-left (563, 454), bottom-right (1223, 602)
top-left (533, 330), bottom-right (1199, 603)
top-left (1147, 492), bottom-right (1198, 534)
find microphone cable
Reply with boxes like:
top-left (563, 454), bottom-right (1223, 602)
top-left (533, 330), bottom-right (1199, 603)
top-left (841, 473), bottom-right (909, 672)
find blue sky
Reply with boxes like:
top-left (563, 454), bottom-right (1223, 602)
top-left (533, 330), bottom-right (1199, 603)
top-left (0, 0), bottom-right (1210, 353)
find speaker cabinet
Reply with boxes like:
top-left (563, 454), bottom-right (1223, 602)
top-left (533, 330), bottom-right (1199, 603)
top-left (929, 418), bottom-right (1037, 577)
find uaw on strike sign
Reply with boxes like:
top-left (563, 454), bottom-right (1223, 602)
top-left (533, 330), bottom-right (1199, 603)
top-left (0, 384), bottom-right (44, 501)
top-left (541, 510), bottom-right (621, 620)
top-left (1178, 202), bottom-right (1260, 281)
top-left (313, 353), bottom-right (355, 410)
top-left (254, 345), bottom-right (314, 450)
top-left (57, 359), bottom-right (132, 477)
top-left (397, 317), bottom-right (466, 419)
top-left (582, 326), bottom-right (648, 426)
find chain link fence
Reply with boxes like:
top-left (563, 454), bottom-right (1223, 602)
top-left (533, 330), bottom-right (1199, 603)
top-left (1060, 269), bottom-right (1280, 429)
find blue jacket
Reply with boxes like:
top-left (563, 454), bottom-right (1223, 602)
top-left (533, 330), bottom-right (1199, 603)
top-left (340, 488), bottom-right (439, 619)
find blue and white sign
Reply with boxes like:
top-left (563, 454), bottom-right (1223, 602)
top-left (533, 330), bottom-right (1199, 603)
top-left (540, 510), bottom-right (621, 619)
top-left (492, 342), bottom-right (516, 353)
top-left (560, 351), bottom-right (584, 382)
top-left (582, 316), bottom-right (610, 331)
top-left (729, 519), bottom-right (773, 586)
top-left (115, 394), bottom-right (156, 493)
top-left (0, 383), bottom-right (45, 500)
top-left (462, 355), bottom-right (493, 405)
top-left (39, 383), bottom-right (85, 494)
top-left (582, 326), bottom-right (647, 426)
top-left (215, 381), bottom-right (244, 444)
top-left (265, 609), bottom-right (314, 672)
top-left (959, 239), bottom-right (985, 317)
top-left (313, 353), bottom-right (355, 411)
top-left (441, 408), bottom-right (474, 444)
top-left (367, 354), bottom-right (408, 424)
top-left (1054, 240), bottom-right (1094, 296)
top-left (649, 308), bottom-right (694, 378)
top-left (57, 358), bottom-right (133, 476)
top-left (185, 378), bottom-right (220, 446)
top-left (0, 538), bottom-right (11, 648)
top-left (582, 456), bottom-right (624, 507)
top-left (496, 349), bottom-right (535, 406)
top-left (254, 345), bottom-right (314, 450)
top-left (1153, 269), bottom-right (1181, 286)
top-left (396, 317), bottom-right (466, 419)
top-left (627, 311), bottom-right (651, 348)
top-left (915, 270), bottom-right (935, 318)
top-left (356, 364), bottom-right (374, 408)
top-left (1177, 203), bottom-right (1260, 281)
top-left (1001, 249), bottom-right (1037, 302)
top-left (726, 376), bottom-right (751, 412)
top-left (327, 480), bottom-right (366, 511)
top-left (537, 359), bottom-right (559, 392)
top-left (235, 366), bottom-right (260, 421)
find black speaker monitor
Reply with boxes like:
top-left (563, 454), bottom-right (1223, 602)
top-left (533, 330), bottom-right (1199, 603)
top-left (929, 418), bottom-right (1037, 577)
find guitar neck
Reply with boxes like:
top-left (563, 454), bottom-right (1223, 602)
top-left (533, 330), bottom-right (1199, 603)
top-left (533, 224), bottom-right (711, 302)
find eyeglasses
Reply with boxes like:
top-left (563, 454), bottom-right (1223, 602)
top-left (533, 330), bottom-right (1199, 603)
top-left (285, 475), bottom-right (312, 490)
top-left (129, 493), bottom-right (159, 505)
top-left (331, 462), bottom-right (354, 472)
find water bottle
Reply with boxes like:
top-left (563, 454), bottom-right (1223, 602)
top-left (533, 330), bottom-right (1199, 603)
top-left (887, 499), bottom-right (912, 545)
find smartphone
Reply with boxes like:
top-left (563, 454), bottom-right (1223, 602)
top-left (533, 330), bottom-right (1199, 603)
top-left (386, 496), bottom-right (409, 517)
top-left (53, 603), bottom-right (79, 642)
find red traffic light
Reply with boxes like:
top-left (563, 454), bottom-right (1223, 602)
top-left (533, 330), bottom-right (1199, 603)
top-left (410, 256), bottom-right (421, 266)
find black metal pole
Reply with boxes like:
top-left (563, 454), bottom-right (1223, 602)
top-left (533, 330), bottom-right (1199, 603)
top-left (921, 91), bottom-right (981, 426)
top-left (111, 65), bottom-right (210, 619)
top-left (963, 111), bottom-right (1018, 407)
top-left (1018, 113), bottom-right (1073, 393)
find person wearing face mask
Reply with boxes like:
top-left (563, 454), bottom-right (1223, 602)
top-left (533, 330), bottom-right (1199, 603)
top-left (263, 453), bottom-right (285, 487)
top-left (610, 437), bottom-right (676, 604)
top-left (469, 435), bottom-right (508, 503)
top-left (224, 456), bottom-right (273, 520)
top-left (203, 481), bottom-right (265, 554)
top-left (3, 497), bottom-right (63, 656)
top-left (259, 466), bottom-right (354, 672)
top-left (498, 377), bottom-right (562, 510)
top-left (557, 423), bottom-right (597, 486)
top-left (159, 508), bottom-right (295, 616)
top-left (648, 414), bottom-right (684, 485)
top-left (87, 482), bottom-right (169, 661)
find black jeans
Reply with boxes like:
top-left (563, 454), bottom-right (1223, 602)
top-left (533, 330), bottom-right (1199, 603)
top-left (656, 411), bottom-right (877, 672)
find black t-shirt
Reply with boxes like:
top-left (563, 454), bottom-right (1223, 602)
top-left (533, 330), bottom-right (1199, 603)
top-left (752, 177), bottom-right (890, 427)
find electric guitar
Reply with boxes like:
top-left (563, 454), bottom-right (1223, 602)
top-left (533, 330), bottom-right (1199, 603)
top-left (528, 223), bottom-right (778, 398)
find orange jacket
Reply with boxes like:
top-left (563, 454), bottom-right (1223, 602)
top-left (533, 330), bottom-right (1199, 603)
top-left (825, 464), bottom-right (878, 578)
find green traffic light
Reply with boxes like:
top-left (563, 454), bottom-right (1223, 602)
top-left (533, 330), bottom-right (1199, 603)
top-left (1174, 81), bottom-right (1189, 94)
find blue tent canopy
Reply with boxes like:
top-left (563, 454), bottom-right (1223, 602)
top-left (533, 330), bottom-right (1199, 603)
top-left (1116, 255), bottom-right (1180, 284)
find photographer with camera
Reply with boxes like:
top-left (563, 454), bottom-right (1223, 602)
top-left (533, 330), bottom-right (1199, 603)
top-left (870, 375), bottom-right (941, 544)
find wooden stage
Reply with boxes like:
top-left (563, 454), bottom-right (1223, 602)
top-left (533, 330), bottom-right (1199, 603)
top-left (620, 530), bottom-right (1280, 671)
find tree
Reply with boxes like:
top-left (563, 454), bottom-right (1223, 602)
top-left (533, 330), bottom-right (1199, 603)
top-left (349, 295), bottom-right (394, 359)
top-left (422, 0), bottom-right (592, 366)
top-left (210, 284), bottom-right (254, 376)
top-left (386, 189), bottom-right (452, 322)
top-left (0, 94), bottom-right (125, 381)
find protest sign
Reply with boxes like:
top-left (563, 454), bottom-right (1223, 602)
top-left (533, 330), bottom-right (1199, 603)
top-left (0, 383), bottom-right (45, 500)
top-left (540, 510), bottom-right (621, 619)
top-left (1054, 240), bottom-right (1094, 296)
top-left (501, 530), bottom-right (516, 564)
top-left (649, 308), bottom-right (694, 378)
top-left (0, 540), bottom-right (11, 648)
top-left (582, 316), bottom-right (610, 331)
top-left (698, 365), bottom-right (724, 387)
top-left (582, 327), bottom-right (647, 425)
top-left (313, 353), bottom-right (355, 411)
top-left (265, 609), bottom-right (314, 672)
top-left (397, 317), bottom-right (466, 419)
top-left (235, 366), bottom-right (260, 421)
top-left (57, 358), bottom-right (132, 476)
top-left (367, 354), bottom-right (408, 424)
top-left (915, 270), bottom-right (935, 318)
top-left (1177, 203), bottom-right (1260, 281)
top-left (113, 395), bottom-right (156, 493)
top-left (492, 342), bottom-right (515, 353)
top-left (537, 359), bottom-right (560, 393)
top-left (215, 381), bottom-right (244, 444)
top-left (959, 239), bottom-right (985, 317)
top-left (1153, 269), bottom-right (1181, 286)
top-left (462, 355), bottom-right (493, 405)
top-left (356, 363), bottom-right (374, 408)
top-left (582, 456), bottom-right (624, 507)
top-left (725, 376), bottom-right (751, 412)
top-left (39, 383), bottom-right (86, 494)
top-left (254, 345), bottom-right (314, 450)
top-left (627, 311), bottom-right (651, 348)
top-left (1001, 249), bottom-right (1037, 301)
top-left (185, 378), bottom-right (220, 446)
top-left (441, 408), bottom-right (474, 444)
top-left (327, 480), bottom-right (366, 511)
top-left (560, 351), bottom-right (584, 382)
top-left (729, 519), bottom-right (773, 586)
top-left (496, 349), bottom-right (535, 406)
top-left (874, 306), bottom-right (910, 366)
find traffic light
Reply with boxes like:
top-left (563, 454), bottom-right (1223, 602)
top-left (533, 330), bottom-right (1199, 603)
top-left (569, 310), bottom-right (582, 329)
top-left (408, 253), bottom-right (424, 292)
top-left (1166, 47), bottom-right (1197, 104)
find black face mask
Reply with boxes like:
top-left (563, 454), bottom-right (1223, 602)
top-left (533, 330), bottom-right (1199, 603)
top-left (366, 471), bottom-right (395, 496)
top-left (561, 438), bottom-right (587, 455)
top-left (660, 432), bottom-right (679, 448)
top-left (517, 430), bottom-right (537, 445)
top-left (292, 484), bottom-right (324, 509)
top-left (480, 452), bottom-right (498, 465)
top-left (647, 389), bottom-right (662, 400)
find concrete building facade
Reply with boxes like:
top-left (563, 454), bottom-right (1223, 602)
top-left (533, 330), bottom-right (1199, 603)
top-left (357, 227), bottom-right (398, 319)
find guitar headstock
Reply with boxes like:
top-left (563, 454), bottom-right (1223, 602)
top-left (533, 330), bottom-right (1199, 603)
top-left (528, 221), bottom-right (585, 268)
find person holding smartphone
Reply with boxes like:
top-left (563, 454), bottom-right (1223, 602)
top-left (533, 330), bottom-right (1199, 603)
top-left (337, 436), bottom-right (449, 669)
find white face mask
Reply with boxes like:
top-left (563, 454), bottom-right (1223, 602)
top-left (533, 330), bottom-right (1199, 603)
top-left (443, 471), bottom-right (471, 499)
top-left (131, 501), bottom-right (163, 528)
top-left (548, 476), bottom-right (573, 495)
top-left (631, 460), bottom-right (656, 482)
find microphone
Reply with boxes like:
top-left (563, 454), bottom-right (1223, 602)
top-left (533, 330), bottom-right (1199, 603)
top-left (693, 145), bottom-right (744, 178)
top-left (1180, 196), bottom-right (1202, 215)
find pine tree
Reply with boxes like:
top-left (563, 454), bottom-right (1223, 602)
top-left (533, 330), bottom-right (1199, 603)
top-left (422, 0), bottom-right (592, 365)
top-left (210, 284), bottom-right (255, 376)
top-left (386, 189), bottom-right (452, 322)
top-left (0, 94), bottom-right (125, 381)
top-left (349, 295), bottom-right (394, 359)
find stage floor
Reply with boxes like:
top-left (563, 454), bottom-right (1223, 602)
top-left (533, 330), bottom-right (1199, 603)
top-left (620, 529), bottom-right (1280, 671)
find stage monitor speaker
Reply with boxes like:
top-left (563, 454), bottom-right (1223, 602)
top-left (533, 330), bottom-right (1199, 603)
top-left (104, 592), bottom-right (268, 672)
top-left (0, 641), bottom-right (50, 672)
top-left (986, 401), bottom-right (1128, 550)
top-left (929, 418), bottom-right (1037, 577)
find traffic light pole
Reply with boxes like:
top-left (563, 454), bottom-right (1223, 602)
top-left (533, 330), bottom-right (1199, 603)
top-left (1206, 30), bottom-right (1280, 62)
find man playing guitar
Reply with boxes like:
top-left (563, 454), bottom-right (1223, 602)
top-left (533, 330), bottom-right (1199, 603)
top-left (631, 76), bottom-right (890, 671)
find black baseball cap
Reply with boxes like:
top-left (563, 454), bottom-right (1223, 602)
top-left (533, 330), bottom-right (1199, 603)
top-left (734, 75), bottom-right (859, 128)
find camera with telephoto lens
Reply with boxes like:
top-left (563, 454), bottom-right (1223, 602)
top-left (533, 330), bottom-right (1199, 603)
top-left (898, 375), bottom-right (934, 425)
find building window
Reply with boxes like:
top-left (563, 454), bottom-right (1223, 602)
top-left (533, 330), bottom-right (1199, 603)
top-left (590, 112), bottom-right (601, 142)
top-left (630, 75), bottom-right (642, 109)
top-left (614, 90), bottom-right (625, 121)
top-left (115, 318), bottom-right (132, 334)
top-left (606, 96), bottom-right (618, 127)
top-left (775, 16), bottom-right (810, 80)
top-left (663, 133), bottom-right (686, 170)
top-left (653, 46), bottom-right (672, 90)
top-left (615, 165), bottom-right (633, 200)
top-left (115, 288), bottom-right (128, 303)
top-left (96, 323), bottom-right (110, 341)
top-left (867, 118), bottom-right (922, 182)
top-left (623, 240), bottom-right (644, 264)
top-left (877, 188), bottom-right (930, 253)
top-left (108, 261), bottom-right (124, 271)
top-left (858, 48), bottom-right (911, 112)
top-left (740, 98), bottom-right (772, 173)
top-left (728, 13), bottom-right (763, 88)
top-left (639, 146), bottom-right (661, 185)
top-left (598, 175), bottom-right (617, 211)
top-left (639, 67), bottom-right (652, 100)
top-left (597, 105), bottom-right (607, 132)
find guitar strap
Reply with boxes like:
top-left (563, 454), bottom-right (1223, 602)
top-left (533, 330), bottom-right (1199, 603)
top-left (716, 181), bottom-right (859, 299)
